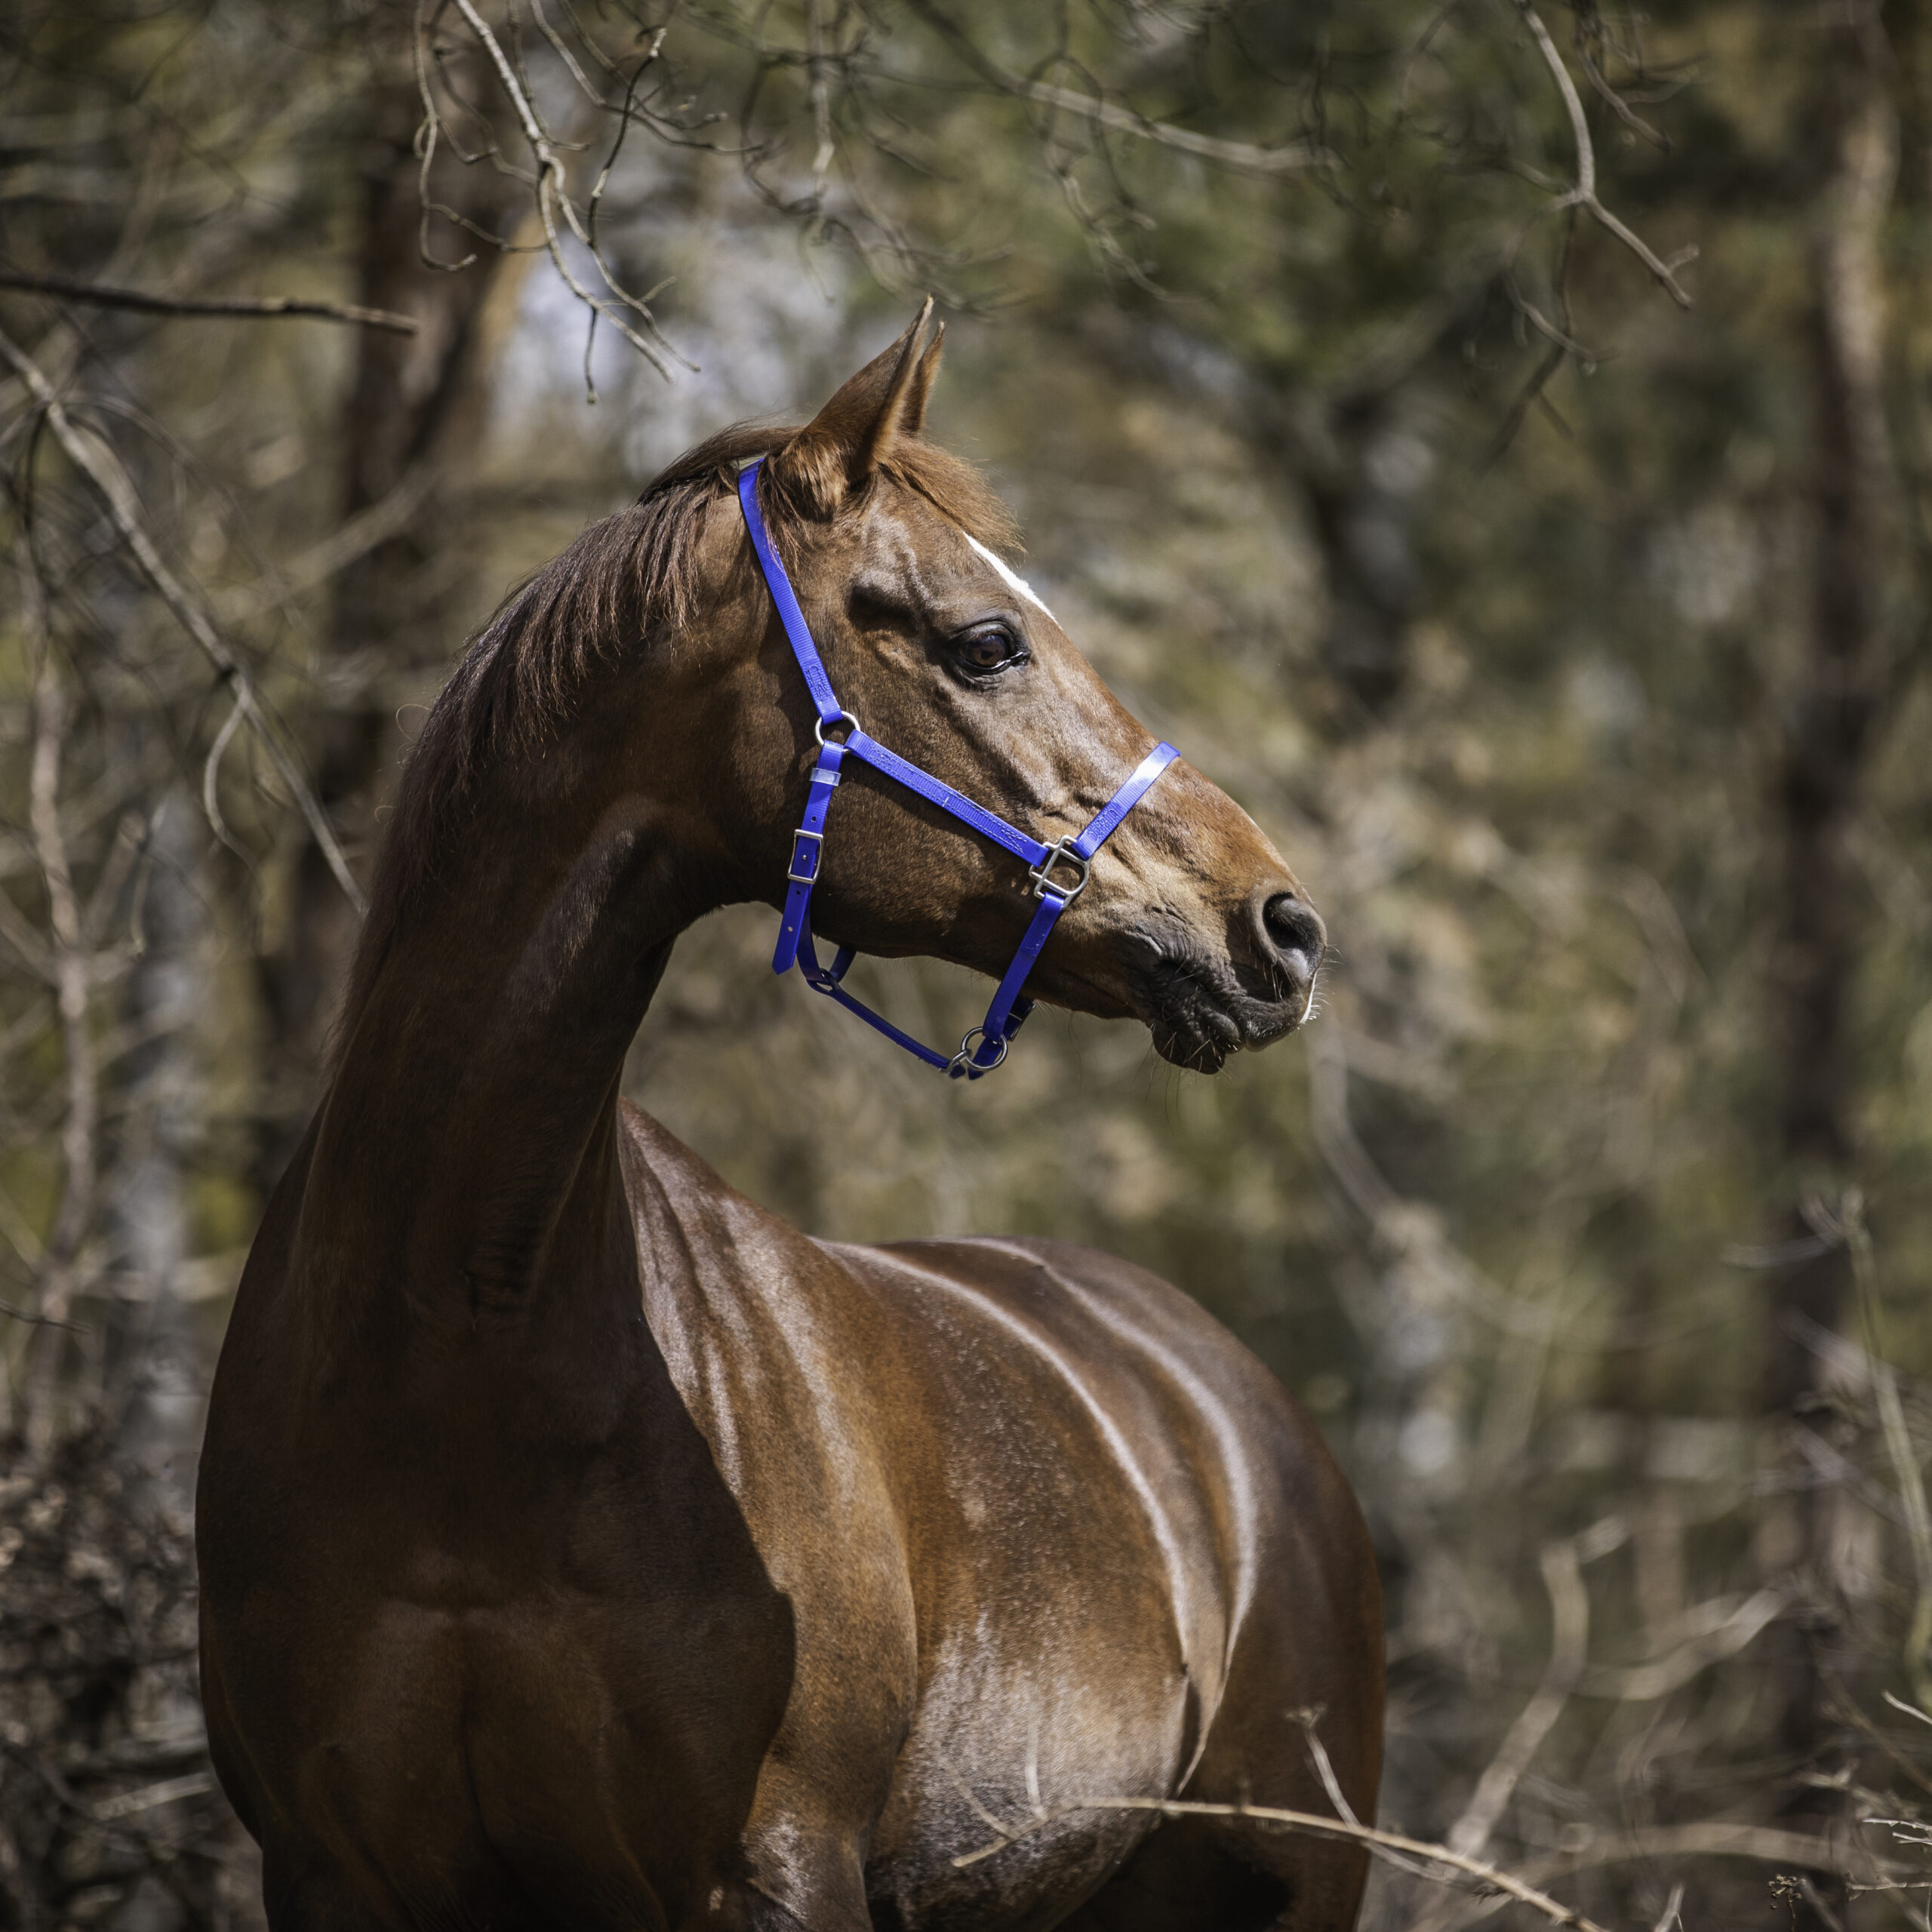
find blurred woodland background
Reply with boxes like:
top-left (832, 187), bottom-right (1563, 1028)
top-left (4, 1), bottom-right (1932, 1927)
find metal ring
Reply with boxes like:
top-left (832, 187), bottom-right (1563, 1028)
top-left (949, 1026), bottom-right (1010, 1078)
top-left (815, 709), bottom-right (860, 748)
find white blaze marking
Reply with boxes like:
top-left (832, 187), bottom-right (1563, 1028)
top-left (964, 531), bottom-right (1055, 620)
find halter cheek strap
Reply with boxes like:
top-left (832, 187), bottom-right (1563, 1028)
top-left (738, 458), bottom-right (1179, 1080)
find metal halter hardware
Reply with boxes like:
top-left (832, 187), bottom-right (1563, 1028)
top-left (1028, 838), bottom-right (1091, 904)
top-left (738, 459), bottom-right (1179, 1081)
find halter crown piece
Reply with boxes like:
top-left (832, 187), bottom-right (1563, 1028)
top-left (738, 459), bottom-right (1180, 1080)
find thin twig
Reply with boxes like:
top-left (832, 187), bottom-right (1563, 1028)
top-left (0, 269), bottom-right (417, 333)
top-left (1432, 1822), bottom-right (1901, 1930)
top-left (445, 0), bottom-right (686, 388)
top-left (414, 0), bottom-right (481, 272)
top-left (953, 1795), bottom-right (1614, 1932)
top-left (1294, 1709), bottom-right (1442, 1884)
top-left (1575, 1585), bottom-right (1786, 1700)
top-left (1513, 0), bottom-right (1691, 307)
top-left (1841, 1192), bottom-right (1932, 1711)
top-left (1503, 270), bottom-right (1601, 365)
top-left (1572, 31), bottom-right (1666, 149)
top-left (808, 0), bottom-right (837, 223)
top-left (1884, 1690), bottom-right (1932, 1729)
top-left (0, 324), bottom-right (366, 915)
top-left (946, 1766), bottom-right (1023, 1845)
top-left (1482, 211), bottom-right (1577, 466)
top-left (0, 1300), bottom-right (82, 1331)
top-left (23, 620), bottom-right (94, 1288)
top-left (22, 637), bottom-right (97, 1438)
top-left (528, 0), bottom-right (603, 106)
top-left (214, 463), bottom-right (435, 623)
top-left (200, 689), bottom-right (252, 871)
top-left (1822, 1678), bottom-right (1932, 1799)
top-left (1446, 1540), bottom-right (1589, 1860)
top-left (586, 27), bottom-right (670, 252)
top-left (1293, 1709), bottom-right (1361, 1825)
top-left (900, 0), bottom-right (1333, 176)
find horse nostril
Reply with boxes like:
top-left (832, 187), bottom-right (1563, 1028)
top-left (1259, 891), bottom-right (1326, 995)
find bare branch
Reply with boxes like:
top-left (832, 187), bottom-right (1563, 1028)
top-left (900, 0), bottom-right (1334, 177)
top-left (0, 269), bottom-right (418, 333)
top-left (1293, 1710), bottom-right (1361, 1826)
top-left (215, 463), bottom-right (435, 624)
top-left (1839, 1192), bottom-right (1932, 1710)
top-left (1483, 214), bottom-right (1580, 464)
top-left (200, 688), bottom-right (253, 872)
top-left (1884, 1689), bottom-right (1932, 1729)
top-left (0, 1300), bottom-right (81, 1332)
top-left (0, 323), bottom-right (367, 916)
top-left (808, 0), bottom-right (838, 220)
top-left (1417, 1824), bottom-right (1902, 1931)
top-left (1294, 1710), bottom-right (1446, 1885)
top-left (1444, 1540), bottom-right (1589, 1861)
top-left (1572, 29), bottom-right (1667, 149)
top-left (1574, 1586), bottom-right (1786, 1700)
top-left (21, 637), bottom-right (98, 1444)
top-left (1514, 1), bottom-right (1691, 308)
top-left (954, 1795), bottom-right (1616, 1932)
top-left (1505, 1822), bottom-right (1903, 1892)
top-left (26, 654), bottom-right (95, 1283)
top-left (414, 2), bottom-right (481, 272)
top-left (442, 0), bottom-right (688, 389)
top-left (586, 26), bottom-right (670, 251)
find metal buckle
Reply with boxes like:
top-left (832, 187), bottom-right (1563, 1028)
top-left (1028, 837), bottom-right (1090, 903)
top-left (814, 709), bottom-right (860, 748)
top-left (787, 829), bottom-right (823, 884)
top-left (948, 1026), bottom-right (1010, 1078)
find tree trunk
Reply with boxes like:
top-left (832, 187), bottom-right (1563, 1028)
top-left (256, 73), bottom-right (517, 1171)
top-left (1764, 11), bottom-right (1897, 1918)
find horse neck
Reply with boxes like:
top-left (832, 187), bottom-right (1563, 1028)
top-left (294, 668), bottom-right (724, 1348)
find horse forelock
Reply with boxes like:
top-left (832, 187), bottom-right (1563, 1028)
top-left (334, 422), bottom-right (1022, 1067)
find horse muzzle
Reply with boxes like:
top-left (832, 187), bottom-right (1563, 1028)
top-left (1126, 885), bottom-right (1324, 1072)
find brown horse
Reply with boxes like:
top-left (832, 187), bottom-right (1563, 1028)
top-left (197, 309), bottom-right (1383, 1932)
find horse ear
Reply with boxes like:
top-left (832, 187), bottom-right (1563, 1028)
top-left (901, 321), bottom-right (943, 438)
top-left (774, 299), bottom-right (936, 515)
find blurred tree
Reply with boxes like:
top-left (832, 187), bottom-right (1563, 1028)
top-left (1764, 8), bottom-right (1915, 1922)
top-left (256, 31), bottom-right (523, 1162)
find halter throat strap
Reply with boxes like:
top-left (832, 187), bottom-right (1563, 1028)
top-left (737, 458), bottom-right (1177, 1079)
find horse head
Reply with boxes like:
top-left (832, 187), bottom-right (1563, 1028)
top-left (694, 304), bottom-right (1324, 1075)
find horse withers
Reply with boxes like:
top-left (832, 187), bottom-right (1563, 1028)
top-left (197, 306), bottom-right (1385, 1932)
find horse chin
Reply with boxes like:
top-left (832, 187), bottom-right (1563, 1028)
top-left (1134, 948), bottom-right (1308, 1074)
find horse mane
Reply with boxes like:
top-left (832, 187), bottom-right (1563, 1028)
top-left (333, 422), bottom-right (1019, 1061)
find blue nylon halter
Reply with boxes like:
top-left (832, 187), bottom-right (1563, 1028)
top-left (737, 458), bottom-right (1179, 1080)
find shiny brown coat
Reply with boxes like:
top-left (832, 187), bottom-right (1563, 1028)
top-left (197, 311), bottom-right (1384, 1932)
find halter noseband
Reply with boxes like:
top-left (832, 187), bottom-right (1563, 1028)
top-left (738, 458), bottom-right (1179, 1081)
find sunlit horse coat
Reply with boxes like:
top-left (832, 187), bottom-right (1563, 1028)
top-left (198, 308), bottom-right (1385, 1932)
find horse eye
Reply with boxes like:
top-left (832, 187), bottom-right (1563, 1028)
top-left (955, 627), bottom-right (1023, 674)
